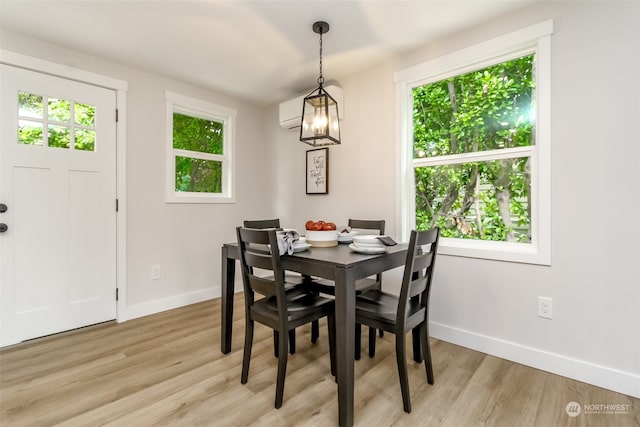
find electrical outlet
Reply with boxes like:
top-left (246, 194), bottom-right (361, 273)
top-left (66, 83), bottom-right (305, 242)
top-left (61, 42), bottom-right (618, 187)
top-left (151, 265), bottom-right (161, 280)
top-left (538, 296), bottom-right (552, 319)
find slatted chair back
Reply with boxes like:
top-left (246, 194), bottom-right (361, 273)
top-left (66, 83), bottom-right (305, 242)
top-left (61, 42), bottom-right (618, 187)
top-left (348, 218), bottom-right (385, 286)
top-left (243, 218), bottom-right (281, 229)
top-left (348, 218), bottom-right (385, 235)
top-left (397, 228), bottom-right (440, 329)
top-left (236, 227), bottom-right (286, 312)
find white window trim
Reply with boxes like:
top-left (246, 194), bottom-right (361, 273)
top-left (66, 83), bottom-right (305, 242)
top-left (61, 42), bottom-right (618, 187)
top-left (165, 90), bottom-right (237, 203)
top-left (394, 20), bottom-right (553, 265)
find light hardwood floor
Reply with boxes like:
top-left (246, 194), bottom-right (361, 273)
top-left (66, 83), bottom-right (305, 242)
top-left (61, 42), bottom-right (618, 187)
top-left (1, 293), bottom-right (638, 426)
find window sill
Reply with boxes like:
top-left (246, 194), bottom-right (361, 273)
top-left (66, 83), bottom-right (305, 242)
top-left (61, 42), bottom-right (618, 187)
top-left (439, 237), bottom-right (551, 266)
top-left (166, 192), bottom-right (236, 204)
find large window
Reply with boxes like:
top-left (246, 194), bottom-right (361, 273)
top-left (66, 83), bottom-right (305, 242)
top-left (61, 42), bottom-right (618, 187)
top-left (165, 91), bottom-right (236, 203)
top-left (395, 21), bottom-right (553, 264)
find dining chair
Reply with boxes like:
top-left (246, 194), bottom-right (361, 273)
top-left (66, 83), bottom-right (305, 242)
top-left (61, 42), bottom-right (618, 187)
top-left (310, 219), bottom-right (386, 343)
top-left (243, 218), bottom-right (307, 355)
top-left (354, 227), bottom-right (440, 413)
top-left (347, 218), bottom-right (386, 294)
top-left (236, 226), bottom-right (336, 409)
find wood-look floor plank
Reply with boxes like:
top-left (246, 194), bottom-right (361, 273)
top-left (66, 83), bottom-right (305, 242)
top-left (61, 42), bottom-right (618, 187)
top-left (1, 293), bottom-right (638, 427)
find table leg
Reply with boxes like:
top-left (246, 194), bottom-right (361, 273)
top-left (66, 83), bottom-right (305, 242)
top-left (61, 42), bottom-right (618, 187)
top-left (221, 246), bottom-right (235, 354)
top-left (334, 266), bottom-right (355, 427)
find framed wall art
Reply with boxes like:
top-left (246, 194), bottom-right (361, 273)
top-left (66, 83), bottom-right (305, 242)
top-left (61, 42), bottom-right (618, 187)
top-left (306, 148), bottom-right (328, 194)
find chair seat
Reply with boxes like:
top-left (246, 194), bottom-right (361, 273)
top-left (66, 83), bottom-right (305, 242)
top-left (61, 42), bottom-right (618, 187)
top-left (356, 289), bottom-right (424, 329)
top-left (251, 292), bottom-right (334, 328)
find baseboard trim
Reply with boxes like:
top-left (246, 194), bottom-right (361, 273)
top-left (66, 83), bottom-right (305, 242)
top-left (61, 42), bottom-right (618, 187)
top-left (127, 287), bottom-right (218, 321)
top-left (430, 322), bottom-right (640, 398)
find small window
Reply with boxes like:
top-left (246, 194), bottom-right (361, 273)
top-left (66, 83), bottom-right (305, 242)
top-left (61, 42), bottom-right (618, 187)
top-left (165, 91), bottom-right (236, 203)
top-left (18, 91), bottom-right (96, 151)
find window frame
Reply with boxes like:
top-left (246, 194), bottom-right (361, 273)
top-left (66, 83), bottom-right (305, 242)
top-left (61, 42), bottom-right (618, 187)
top-left (394, 20), bottom-right (553, 265)
top-left (165, 90), bottom-right (237, 203)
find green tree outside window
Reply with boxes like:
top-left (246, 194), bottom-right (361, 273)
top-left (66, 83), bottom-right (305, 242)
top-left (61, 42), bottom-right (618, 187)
top-left (413, 54), bottom-right (534, 242)
top-left (173, 113), bottom-right (224, 193)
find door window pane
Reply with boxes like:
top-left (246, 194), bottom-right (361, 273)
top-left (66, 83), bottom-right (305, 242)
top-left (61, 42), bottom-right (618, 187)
top-left (75, 129), bottom-right (95, 151)
top-left (48, 98), bottom-right (71, 123)
top-left (75, 103), bottom-right (95, 127)
top-left (18, 92), bottom-right (43, 118)
top-left (18, 120), bottom-right (44, 145)
top-left (48, 125), bottom-right (70, 149)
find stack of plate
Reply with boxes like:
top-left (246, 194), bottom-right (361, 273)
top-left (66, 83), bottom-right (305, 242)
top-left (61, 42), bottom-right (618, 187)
top-left (293, 236), bottom-right (311, 252)
top-left (349, 235), bottom-right (387, 254)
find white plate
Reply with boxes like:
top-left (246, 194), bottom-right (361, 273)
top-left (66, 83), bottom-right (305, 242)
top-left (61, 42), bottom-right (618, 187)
top-left (293, 243), bottom-right (311, 252)
top-left (349, 243), bottom-right (386, 254)
top-left (352, 235), bottom-right (384, 245)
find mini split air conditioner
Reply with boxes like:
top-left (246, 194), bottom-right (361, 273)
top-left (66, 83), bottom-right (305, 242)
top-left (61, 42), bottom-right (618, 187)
top-left (278, 85), bottom-right (344, 129)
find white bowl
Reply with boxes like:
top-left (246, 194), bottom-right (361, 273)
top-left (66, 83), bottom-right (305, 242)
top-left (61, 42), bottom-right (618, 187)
top-left (337, 226), bottom-right (358, 238)
top-left (305, 230), bottom-right (338, 247)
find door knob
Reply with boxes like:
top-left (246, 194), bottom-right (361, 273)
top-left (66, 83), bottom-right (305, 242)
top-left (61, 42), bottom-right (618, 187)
top-left (0, 223), bottom-right (7, 232)
top-left (0, 204), bottom-right (6, 213)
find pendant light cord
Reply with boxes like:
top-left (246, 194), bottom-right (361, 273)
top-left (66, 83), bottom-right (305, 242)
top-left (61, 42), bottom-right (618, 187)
top-left (318, 29), bottom-right (324, 87)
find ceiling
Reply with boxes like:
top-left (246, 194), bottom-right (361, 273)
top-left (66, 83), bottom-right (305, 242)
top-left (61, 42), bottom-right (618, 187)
top-left (0, 0), bottom-right (538, 105)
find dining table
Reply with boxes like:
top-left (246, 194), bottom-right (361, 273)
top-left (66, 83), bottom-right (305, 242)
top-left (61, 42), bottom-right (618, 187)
top-left (220, 240), bottom-right (410, 427)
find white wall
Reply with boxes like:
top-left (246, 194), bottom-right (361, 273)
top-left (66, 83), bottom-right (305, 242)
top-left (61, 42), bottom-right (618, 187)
top-left (0, 32), bottom-right (277, 317)
top-left (268, 62), bottom-right (398, 232)
top-left (270, 2), bottom-right (640, 397)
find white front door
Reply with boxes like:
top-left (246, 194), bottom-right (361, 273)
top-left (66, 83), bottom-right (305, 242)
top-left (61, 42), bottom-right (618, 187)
top-left (0, 64), bottom-right (117, 347)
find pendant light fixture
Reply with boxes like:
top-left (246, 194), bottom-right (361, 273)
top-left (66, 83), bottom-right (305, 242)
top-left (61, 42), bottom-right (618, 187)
top-left (300, 21), bottom-right (341, 146)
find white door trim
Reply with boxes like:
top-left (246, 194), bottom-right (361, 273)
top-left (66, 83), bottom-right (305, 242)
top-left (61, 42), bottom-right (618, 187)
top-left (1, 49), bottom-right (129, 322)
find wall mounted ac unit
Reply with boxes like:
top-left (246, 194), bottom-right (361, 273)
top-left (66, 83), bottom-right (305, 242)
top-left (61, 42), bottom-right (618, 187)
top-left (278, 85), bottom-right (343, 129)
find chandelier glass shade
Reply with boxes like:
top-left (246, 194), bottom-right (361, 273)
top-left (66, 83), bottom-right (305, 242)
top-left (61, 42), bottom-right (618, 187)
top-left (300, 21), bottom-right (341, 146)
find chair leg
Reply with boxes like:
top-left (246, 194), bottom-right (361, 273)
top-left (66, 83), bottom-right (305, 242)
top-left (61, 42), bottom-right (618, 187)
top-left (396, 332), bottom-right (412, 413)
top-left (289, 329), bottom-right (296, 355)
top-left (273, 331), bottom-right (279, 357)
top-left (421, 323), bottom-right (434, 385)
top-left (328, 314), bottom-right (336, 377)
top-left (368, 326), bottom-right (376, 358)
top-left (311, 320), bottom-right (320, 343)
top-left (275, 328), bottom-right (289, 409)
top-left (355, 323), bottom-right (362, 360)
top-left (241, 319), bottom-right (254, 384)
top-left (412, 326), bottom-right (422, 362)
top-left (379, 329), bottom-right (384, 338)
top-left (274, 330), bottom-right (296, 356)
